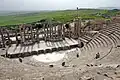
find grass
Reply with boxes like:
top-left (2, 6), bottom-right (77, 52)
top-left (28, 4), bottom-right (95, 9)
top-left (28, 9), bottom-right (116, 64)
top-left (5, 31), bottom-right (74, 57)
top-left (0, 9), bottom-right (119, 27)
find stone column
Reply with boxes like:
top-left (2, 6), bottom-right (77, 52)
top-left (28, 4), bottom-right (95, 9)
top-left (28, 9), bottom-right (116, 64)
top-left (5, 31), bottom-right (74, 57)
top-left (15, 30), bottom-right (18, 43)
top-left (77, 18), bottom-right (80, 37)
top-left (50, 23), bottom-right (53, 41)
top-left (0, 28), bottom-right (5, 47)
top-left (44, 24), bottom-right (47, 41)
top-left (0, 41), bottom-right (2, 48)
top-left (49, 24), bottom-right (52, 41)
top-left (36, 28), bottom-right (39, 42)
top-left (74, 19), bottom-right (81, 38)
top-left (50, 22), bottom-right (53, 41)
top-left (5, 29), bottom-right (11, 47)
top-left (19, 25), bottom-right (24, 45)
top-left (26, 27), bottom-right (29, 41)
top-left (55, 25), bottom-right (57, 40)
top-left (58, 24), bottom-right (62, 39)
top-left (30, 25), bottom-right (34, 42)
top-left (68, 24), bottom-right (71, 38)
top-left (60, 24), bottom-right (62, 38)
top-left (74, 19), bottom-right (77, 37)
top-left (27, 27), bottom-right (30, 41)
top-left (5, 29), bottom-right (10, 41)
top-left (33, 28), bottom-right (36, 39)
top-left (46, 24), bottom-right (49, 41)
top-left (69, 26), bottom-right (71, 38)
top-left (23, 26), bottom-right (26, 43)
top-left (62, 24), bottom-right (65, 40)
top-left (78, 18), bottom-right (81, 36)
top-left (15, 27), bottom-right (19, 43)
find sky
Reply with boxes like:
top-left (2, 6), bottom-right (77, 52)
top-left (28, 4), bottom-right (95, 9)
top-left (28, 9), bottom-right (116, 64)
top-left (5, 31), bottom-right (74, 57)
top-left (0, 0), bottom-right (120, 11)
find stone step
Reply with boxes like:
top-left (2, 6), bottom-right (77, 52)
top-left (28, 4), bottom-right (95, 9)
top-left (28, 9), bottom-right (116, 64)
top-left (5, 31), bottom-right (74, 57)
top-left (1, 44), bottom-right (78, 58)
top-left (80, 35), bottom-right (94, 51)
top-left (87, 40), bottom-right (94, 51)
top-left (1, 38), bottom-right (79, 58)
top-left (101, 27), bottom-right (120, 38)
top-left (100, 27), bottom-right (120, 45)
top-left (92, 37), bottom-right (102, 48)
top-left (99, 33), bottom-right (115, 46)
top-left (83, 36), bottom-right (99, 51)
top-left (82, 41), bottom-right (92, 52)
top-left (99, 32), bottom-right (116, 47)
top-left (81, 35), bottom-right (92, 41)
top-left (112, 33), bottom-right (120, 44)
top-left (82, 33), bottom-right (112, 51)
top-left (97, 35), bottom-right (108, 47)
top-left (89, 39), bottom-right (98, 49)
top-left (101, 31), bottom-right (118, 46)
top-left (78, 37), bottom-right (89, 43)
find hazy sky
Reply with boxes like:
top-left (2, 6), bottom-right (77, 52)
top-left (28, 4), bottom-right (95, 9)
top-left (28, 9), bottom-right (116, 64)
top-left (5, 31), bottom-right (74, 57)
top-left (0, 0), bottom-right (120, 11)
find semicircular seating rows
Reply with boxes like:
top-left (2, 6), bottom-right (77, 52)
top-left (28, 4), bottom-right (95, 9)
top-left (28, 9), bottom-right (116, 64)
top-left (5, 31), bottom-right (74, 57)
top-left (81, 23), bottom-right (120, 53)
top-left (69, 23), bottom-right (120, 65)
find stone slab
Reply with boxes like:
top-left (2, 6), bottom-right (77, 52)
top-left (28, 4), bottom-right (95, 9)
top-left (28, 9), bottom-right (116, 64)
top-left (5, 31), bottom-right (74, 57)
top-left (7, 38), bottom-right (78, 55)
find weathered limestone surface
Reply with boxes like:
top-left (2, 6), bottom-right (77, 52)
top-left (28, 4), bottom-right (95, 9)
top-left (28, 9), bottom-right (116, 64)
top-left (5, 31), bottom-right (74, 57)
top-left (1, 38), bottom-right (78, 58)
top-left (8, 38), bottom-right (78, 54)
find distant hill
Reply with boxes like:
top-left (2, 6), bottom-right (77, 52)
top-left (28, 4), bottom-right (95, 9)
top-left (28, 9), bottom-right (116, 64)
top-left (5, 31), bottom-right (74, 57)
top-left (0, 9), bottom-right (118, 26)
top-left (98, 7), bottom-right (120, 10)
top-left (0, 11), bottom-right (34, 16)
top-left (0, 11), bottom-right (50, 16)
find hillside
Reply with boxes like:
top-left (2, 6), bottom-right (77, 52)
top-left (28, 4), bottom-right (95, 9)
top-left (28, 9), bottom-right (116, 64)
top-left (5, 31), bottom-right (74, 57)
top-left (0, 9), bottom-right (118, 26)
top-left (98, 7), bottom-right (120, 10)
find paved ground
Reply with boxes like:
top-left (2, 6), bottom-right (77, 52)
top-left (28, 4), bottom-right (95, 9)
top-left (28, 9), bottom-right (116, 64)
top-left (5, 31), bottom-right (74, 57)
top-left (3, 38), bottom-right (78, 55)
top-left (0, 46), bottom-right (120, 80)
top-left (0, 23), bottom-right (120, 80)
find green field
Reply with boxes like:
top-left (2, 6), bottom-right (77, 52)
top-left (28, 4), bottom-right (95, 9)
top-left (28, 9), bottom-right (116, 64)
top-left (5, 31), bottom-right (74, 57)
top-left (0, 9), bottom-right (119, 26)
